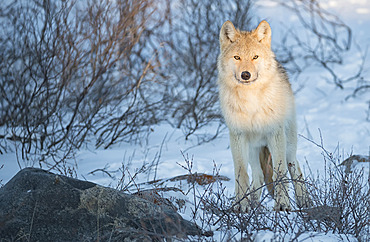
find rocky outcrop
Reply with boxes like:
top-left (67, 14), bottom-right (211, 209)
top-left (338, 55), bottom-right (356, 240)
top-left (0, 168), bottom-right (202, 241)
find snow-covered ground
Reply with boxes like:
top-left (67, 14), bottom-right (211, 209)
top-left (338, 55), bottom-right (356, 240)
top-left (1, 0), bottom-right (369, 241)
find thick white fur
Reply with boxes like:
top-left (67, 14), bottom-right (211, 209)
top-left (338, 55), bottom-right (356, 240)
top-left (217, 20), bottom-right (310, 211)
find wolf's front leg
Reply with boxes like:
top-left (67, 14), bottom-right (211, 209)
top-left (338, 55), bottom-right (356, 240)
top-left (287, 160), bottom-right (312, 208)
top-left (230, 132), bottom-right (250, 211)
top-left (268, 129), bottom-right (291, 211)
top-left (248, 146), bottom-right (265, 204)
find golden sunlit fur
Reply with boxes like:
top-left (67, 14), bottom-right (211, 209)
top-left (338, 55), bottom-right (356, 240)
top-left (217, 20), bottom-right (310, 211)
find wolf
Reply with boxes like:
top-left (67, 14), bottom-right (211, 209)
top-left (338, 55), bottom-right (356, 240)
top-left (217, 20), bottom-right (310, 211)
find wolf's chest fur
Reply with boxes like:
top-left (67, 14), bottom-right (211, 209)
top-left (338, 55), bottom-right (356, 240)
top-left (219, 80), bottom-right (289, 134)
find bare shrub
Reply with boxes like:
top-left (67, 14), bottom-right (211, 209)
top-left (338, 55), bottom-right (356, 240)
top-left (0, 0), bottom-right (163, 171)
top-left (158, 0), bottom-right (254, 142)
top-left (195, 157), bottom-right (367, 240)
top-left (1, 0), bottom-right (367, 172)
top-left (98, 141), bottom-right (368, 241)
top-left (275, 1), bottom-right (369, 118)
top-left (300, 135), bottom-right (370, 240)
top-left (274, 0), bottom-right (359, 86)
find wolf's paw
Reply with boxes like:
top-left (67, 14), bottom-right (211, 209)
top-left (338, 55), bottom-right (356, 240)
top-left (232, 199), bottom-right (249, 213)
top-left (274, 202), bottom-right (291, 212)
top-left (232, 197), bottom-right (264, 213)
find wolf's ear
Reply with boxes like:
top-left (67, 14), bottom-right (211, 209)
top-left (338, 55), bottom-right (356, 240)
top-left (220, 21), bottom-right (239, 48)
top-left (254, 20), bottom-right (271, 47)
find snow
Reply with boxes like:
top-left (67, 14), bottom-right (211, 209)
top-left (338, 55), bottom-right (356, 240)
top-left (1, 0), bottom-right (369, 241)
top-left (255, 230), bottom-right (357, 242)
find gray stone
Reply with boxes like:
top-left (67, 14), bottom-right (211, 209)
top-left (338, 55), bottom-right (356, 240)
top-left (0, 168), bottom-right (202, 241)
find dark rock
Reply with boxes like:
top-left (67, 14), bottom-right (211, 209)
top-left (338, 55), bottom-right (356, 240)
top-left (0, 168), bottom-right (202, 241)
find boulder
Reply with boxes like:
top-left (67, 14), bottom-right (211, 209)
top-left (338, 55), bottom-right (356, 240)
top-left (0, 168), bottom-right (202, 241)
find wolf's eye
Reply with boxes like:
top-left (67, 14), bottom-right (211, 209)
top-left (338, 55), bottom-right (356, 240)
top-left (234, 56), bottom-right (241, 60)
top-left (253, 55), bottom-right (259, 60)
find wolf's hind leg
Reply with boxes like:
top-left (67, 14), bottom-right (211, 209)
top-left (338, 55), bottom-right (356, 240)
top-left (260, 146), bottom-right (274, 196)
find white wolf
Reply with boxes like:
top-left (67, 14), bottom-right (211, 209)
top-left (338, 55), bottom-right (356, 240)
top-left (217, 20), bottom-right (310, 211)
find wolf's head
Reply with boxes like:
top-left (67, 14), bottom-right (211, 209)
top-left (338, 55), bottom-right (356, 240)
top-left (218, 20), bottom-right (276, 86)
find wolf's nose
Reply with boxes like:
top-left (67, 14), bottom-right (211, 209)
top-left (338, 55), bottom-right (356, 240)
top-left (241, 71), bottom-right (251, 80)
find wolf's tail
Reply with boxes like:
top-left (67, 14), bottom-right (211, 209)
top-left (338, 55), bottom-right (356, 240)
top-left (259, 146), bottom-right (274, 197)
